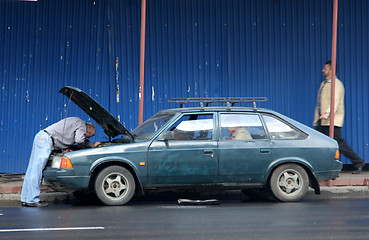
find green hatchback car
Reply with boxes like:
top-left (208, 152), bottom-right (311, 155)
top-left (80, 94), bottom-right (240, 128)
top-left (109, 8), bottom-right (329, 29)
top-left (43, 86), bottom-right (342, 205)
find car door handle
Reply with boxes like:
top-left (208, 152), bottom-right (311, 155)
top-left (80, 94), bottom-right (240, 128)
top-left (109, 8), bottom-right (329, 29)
top-left (260, 148), bottom-right (271, 154)
top-left (203, 149), bottom-right (214, 158)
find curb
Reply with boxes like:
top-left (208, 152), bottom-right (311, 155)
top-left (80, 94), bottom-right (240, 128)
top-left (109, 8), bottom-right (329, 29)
top-left (320, 178), bottom-right (369, 187)
top-left (0, 185), bottom-right (22, 194)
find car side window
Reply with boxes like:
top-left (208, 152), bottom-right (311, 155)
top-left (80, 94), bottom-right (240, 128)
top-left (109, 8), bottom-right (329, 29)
top-left (167, 114), bottom-right (213, 140)
top-left (220, 114), bottom-right (266, 140)
top-left (262, 114), bottom-right (307, 140)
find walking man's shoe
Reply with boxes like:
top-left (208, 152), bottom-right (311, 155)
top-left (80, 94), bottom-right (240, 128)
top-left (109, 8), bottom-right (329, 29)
top-left (21, 201), bottom-right (48, 207)
top-left (352, 163), bottom-right (365, 174)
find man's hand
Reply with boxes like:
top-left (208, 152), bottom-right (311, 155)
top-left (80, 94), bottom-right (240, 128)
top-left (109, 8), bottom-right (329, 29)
top-left (320, 112), bottom-right (330, 120)
top-left (92, 142), bottom-right (101, 148)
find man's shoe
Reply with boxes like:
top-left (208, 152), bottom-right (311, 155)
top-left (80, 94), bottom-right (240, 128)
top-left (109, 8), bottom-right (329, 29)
top-left (21, 201), bottom-right (48, 207)
top-left (352, 164), bottom-right (364, 174)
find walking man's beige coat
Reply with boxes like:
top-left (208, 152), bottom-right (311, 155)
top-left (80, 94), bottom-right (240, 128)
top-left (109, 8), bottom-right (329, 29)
top-left (313, 78), bottom-right (345, 127)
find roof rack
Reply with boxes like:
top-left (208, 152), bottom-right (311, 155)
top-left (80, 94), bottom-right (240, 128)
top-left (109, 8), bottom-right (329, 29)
top-left (169, 97), bottom-right (267, 111)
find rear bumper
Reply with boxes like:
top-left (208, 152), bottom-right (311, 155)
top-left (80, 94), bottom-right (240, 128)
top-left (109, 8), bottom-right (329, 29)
top-left (314, 160), bottom-right (343, 182)
top-left (331, 159), bottom-right (343, 179)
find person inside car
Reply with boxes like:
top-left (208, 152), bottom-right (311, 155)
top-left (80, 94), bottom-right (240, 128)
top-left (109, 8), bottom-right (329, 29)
top-left (227, 126), bottom-right (252, 140)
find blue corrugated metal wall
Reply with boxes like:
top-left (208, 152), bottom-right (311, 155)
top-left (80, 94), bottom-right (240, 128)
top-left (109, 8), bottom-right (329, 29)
top-left (0, 0), bottom-right (368, 173)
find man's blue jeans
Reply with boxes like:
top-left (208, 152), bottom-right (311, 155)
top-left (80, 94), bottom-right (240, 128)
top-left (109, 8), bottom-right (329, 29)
top-left (21, 131), bottom-right (53, 204)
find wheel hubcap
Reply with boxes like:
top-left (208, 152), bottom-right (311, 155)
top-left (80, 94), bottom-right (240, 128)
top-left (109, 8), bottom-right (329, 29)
top-left (103, 173), bottom-right (127, 199)
top-left (278, 170), bottom-right (301, 194)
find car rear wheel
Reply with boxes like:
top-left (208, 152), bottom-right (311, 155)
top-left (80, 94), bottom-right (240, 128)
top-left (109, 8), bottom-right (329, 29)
top-left (94, 166), bottom-right (135, 206)
top-left (270, 164), bottom-right (309, 202)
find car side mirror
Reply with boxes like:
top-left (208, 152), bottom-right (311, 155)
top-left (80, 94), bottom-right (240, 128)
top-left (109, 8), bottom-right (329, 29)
top-left (161, 131), bottom-right (175, 141)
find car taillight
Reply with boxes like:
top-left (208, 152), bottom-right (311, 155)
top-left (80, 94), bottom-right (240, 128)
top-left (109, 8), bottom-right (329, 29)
top-left (60, 157), bottom-right (73, 169)
top-left (335, 150), bottom-right (340, 159)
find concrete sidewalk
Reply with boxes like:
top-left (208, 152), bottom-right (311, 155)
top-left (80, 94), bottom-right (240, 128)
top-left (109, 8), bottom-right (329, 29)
top-left (0, 174), bottom-right (72, 203)
top-left (1, 171), bottom-right (369, 203)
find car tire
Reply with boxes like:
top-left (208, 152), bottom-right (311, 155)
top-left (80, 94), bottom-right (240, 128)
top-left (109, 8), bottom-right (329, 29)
top-left (270, 164), bottom-right (309, 202)
top-left (94, 166), bottom-right (135, 206)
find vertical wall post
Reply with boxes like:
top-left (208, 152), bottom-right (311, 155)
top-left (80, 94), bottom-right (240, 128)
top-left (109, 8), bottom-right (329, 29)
top-left (328, 0), bottom-right (338, 187)
top-left (329, 0), bottom-right (338, 138)
top-left (138, 0), bottom-right (147, 125)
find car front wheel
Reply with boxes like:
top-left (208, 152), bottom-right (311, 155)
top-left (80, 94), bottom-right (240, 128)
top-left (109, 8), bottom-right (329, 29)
top-left (94, 166), bottom-right (135, 206)
top-left (270, 164), bottom-right (309, 202)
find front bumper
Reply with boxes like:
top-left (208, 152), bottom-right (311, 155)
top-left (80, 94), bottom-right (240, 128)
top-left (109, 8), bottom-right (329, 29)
top-left (43, 168), bottom-right (91, 191)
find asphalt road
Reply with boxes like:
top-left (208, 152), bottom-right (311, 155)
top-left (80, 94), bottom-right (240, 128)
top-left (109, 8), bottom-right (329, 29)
top-left (1, 196), bottom-right (369, 240)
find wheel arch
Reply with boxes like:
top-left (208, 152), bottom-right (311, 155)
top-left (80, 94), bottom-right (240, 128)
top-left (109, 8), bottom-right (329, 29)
top-left (89, 159), bottom-right (144, 196)
top-left (266, 158), bottom-right (320, 194)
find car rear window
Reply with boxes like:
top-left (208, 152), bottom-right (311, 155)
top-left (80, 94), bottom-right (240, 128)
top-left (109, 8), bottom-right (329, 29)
top-left (262, 114), bottom-right (307, 140)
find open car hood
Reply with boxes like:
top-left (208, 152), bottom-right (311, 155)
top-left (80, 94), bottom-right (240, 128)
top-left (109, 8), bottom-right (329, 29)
top-left (59, 86), bottom-right (134, 140)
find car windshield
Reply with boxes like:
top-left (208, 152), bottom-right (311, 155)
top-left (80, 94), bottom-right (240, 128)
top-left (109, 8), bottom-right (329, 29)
top-left (132, 112), bottom-right (176, 140)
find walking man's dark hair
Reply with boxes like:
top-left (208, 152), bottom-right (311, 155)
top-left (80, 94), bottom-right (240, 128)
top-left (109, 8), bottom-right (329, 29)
top-left (325, 60), bottom-right (338, 72)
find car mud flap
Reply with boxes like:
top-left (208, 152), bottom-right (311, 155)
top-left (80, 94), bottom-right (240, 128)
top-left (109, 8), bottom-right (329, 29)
top-left (308, 172), bottom-right (321, 195)
top-left (177, 199), bottom-right (221, 205)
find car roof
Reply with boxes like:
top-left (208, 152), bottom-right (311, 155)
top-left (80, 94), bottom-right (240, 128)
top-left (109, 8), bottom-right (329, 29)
top-left (157, 107), bottom-right (275, 114)
top-left (157, 106), bottom-right (319, 140)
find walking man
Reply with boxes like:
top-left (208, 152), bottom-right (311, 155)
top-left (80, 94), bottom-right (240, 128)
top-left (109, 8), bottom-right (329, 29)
top-left (313, 60), bottom-right (365, 174)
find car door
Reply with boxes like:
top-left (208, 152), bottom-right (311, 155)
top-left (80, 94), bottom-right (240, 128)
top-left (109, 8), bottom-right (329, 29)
top-left (148, 113), bottom-right (218, 185)
top-left (261, 113), bottom-right (309, 162)
top-left (218, 112), bottom-right (274, 183)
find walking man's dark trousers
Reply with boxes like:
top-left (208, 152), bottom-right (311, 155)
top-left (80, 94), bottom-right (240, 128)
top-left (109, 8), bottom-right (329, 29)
top-left (316, 121), bottom-right (365, 171)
